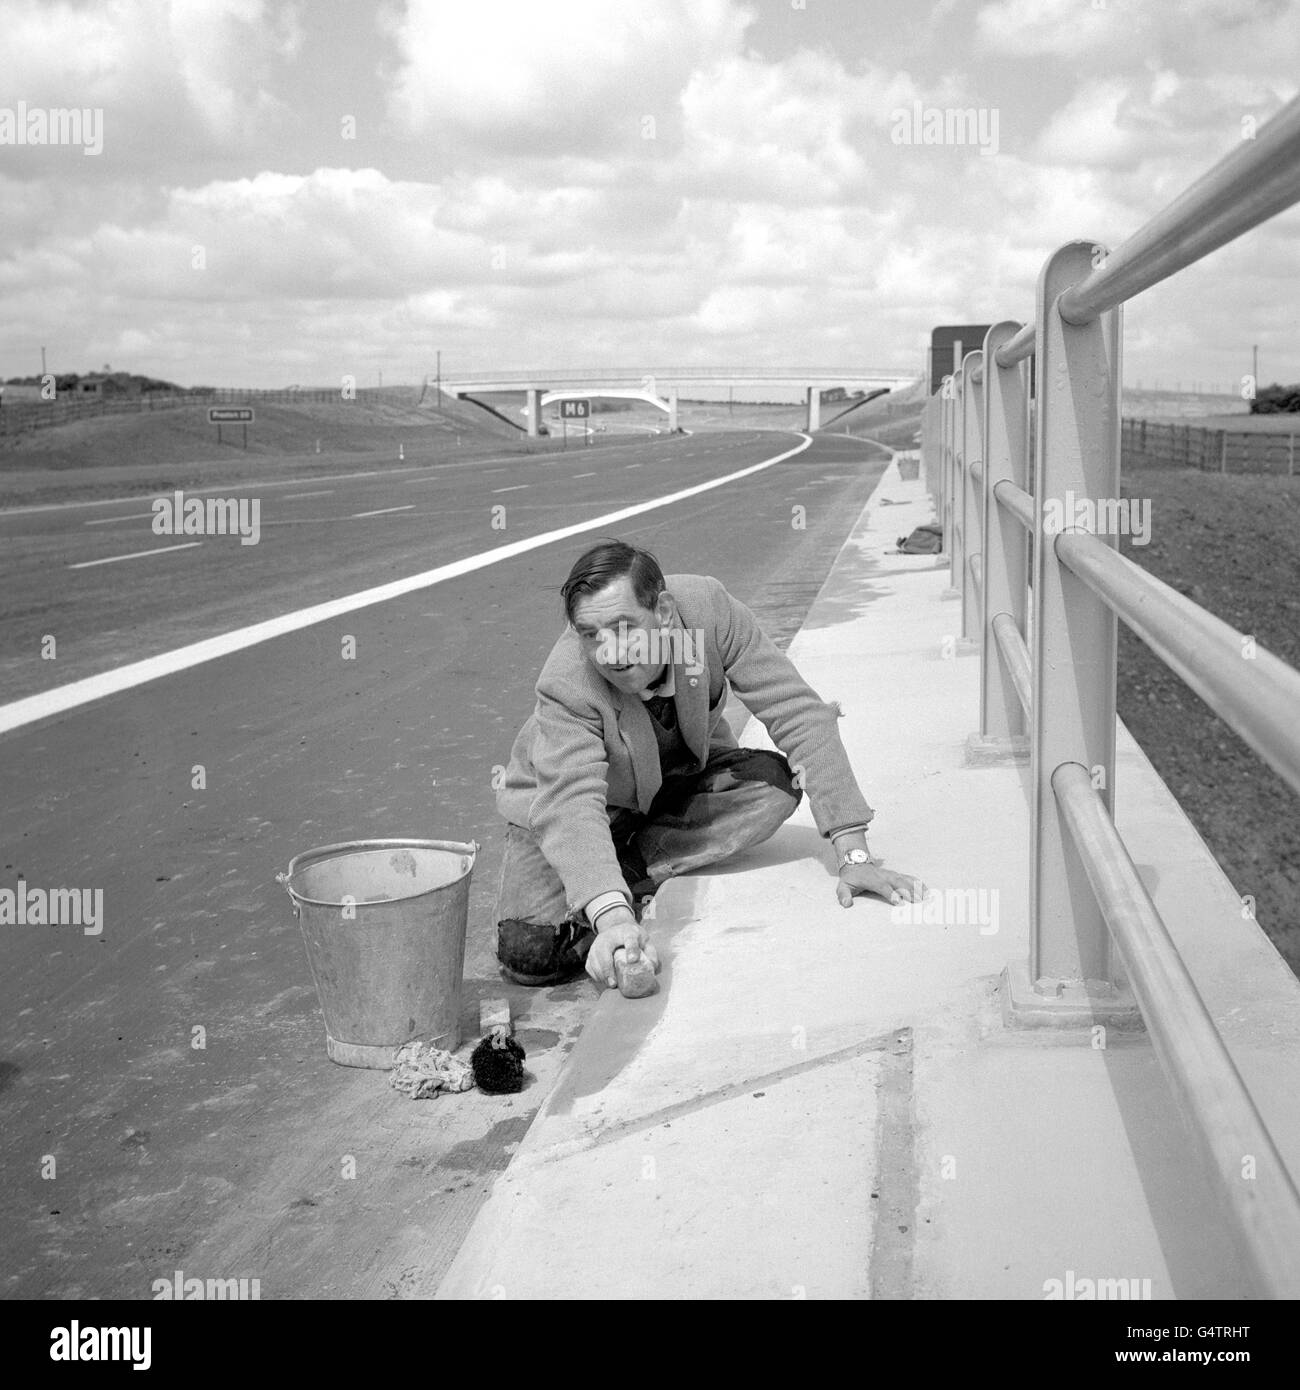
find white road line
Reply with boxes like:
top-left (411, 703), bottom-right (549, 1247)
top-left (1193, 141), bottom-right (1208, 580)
top-left (68, 542), bottom-right (203, 570)
top-left (84, 513), bottom-right (155, 526)
top-left (571, 472), bottom-right (596, 479)
top-left (625, 463), bottom-right (642, 469)
top-left (285, 490), bottom-right (334, 499)
top-left (491, 485), bottom-right (529, 493)
top-left (0, 438), bottom-right (666, 517)
top-left (0, 434), bottom-right (811, 736)
top-left (352, 505), bottom-right (415, 518)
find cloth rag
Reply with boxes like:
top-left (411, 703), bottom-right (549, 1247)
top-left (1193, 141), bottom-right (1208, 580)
top-left (389, 1040), bottom-right (474, 1099)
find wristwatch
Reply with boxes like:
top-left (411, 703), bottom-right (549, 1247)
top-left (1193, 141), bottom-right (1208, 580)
top-left (838, 847), bottom-right (873, 870)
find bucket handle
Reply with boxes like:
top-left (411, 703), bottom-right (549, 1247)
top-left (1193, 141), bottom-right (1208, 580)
top-left (275, 870), bottom-right (299, 916)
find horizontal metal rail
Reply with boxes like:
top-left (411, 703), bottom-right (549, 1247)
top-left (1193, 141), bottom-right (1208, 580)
top-left (1055, 530), bottom-right (1300, 800)
top-left (995, 322), bottom-right (1036, 368)
top-left (969, 457), bottom-right (983, 484)
top-left (1060, 98), bottom-right (1300, 325)
top-left (986, 96), bottom-right (1300, 364)
top-left (993, 478), bottom-right (1035, 531)
top-left (1052, 761), bottom-right (1300, 1297)
top-left (991, 612), bottom-right (1032, 715)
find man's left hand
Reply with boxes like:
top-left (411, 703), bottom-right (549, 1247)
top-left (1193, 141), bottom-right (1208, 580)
top-left (835, 861), bottom-right (926, 907)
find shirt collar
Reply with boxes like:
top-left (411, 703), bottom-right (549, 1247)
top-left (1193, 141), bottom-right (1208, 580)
top-left (639, 662), bottom-right (675, 701)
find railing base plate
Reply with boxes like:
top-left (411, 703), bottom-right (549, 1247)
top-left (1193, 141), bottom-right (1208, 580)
top-left (999, 963), bottom-right (1145, 1032)
top-left (964, 733), bottom-right (1030, 765)
top-left (939, 588), bottom-right (961, 601)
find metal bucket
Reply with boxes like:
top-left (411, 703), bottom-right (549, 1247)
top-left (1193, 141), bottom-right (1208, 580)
top-left (277, 838), bottom-right (478, 1069)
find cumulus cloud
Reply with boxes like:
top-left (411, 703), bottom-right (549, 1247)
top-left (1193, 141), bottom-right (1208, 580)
top-left (382, 0), bottom-right (750, 156)
top-left (1, 0), bottom-right (1297, 387)
top-left (975, 0), bottom-right (1141, 57)
top-left (0, 0), bottom-right (306, 169)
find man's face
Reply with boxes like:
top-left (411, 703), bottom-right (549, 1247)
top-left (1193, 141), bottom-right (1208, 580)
top-left (570, 575), bottom-right (673, 696)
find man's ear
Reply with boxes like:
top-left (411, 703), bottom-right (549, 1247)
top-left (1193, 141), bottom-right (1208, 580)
top-left (654, 589), bottom-right (676, 625)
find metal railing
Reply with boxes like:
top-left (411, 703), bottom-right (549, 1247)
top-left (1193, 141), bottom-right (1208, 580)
top-left (920, 95), bottom-right (1300, 1298)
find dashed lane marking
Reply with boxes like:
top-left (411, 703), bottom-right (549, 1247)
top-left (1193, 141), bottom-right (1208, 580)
top-left (491, 485), bottom-right (529, 493)
top-left (352, 505), bottom-right (416, 518)
top-left (68, 542), bottom-right (203, 570)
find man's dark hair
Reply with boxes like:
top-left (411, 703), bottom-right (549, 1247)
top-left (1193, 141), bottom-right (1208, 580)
top-left (561, 539), bottom-right (665, 622)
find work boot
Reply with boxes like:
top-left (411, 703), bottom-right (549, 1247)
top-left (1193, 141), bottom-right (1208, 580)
top-left (496, 916), bottom-right (595, 987)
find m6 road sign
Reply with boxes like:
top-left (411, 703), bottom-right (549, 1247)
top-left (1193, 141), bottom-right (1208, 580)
top-left (559, 399), bottom-right (590, 419)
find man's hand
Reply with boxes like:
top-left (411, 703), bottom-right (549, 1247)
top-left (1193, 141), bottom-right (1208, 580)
top-left (584, 907), bottom-right (661, 989)
top-left (835, 861), bottom-right (926, 908)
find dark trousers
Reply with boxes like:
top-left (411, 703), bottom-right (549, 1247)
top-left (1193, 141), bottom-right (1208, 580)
top-left (493, 747), bottom-right (802, 929)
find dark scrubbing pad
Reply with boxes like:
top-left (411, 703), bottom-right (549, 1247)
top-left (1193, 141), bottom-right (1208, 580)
top-left (471, 1028), bottom-right (526, 1094)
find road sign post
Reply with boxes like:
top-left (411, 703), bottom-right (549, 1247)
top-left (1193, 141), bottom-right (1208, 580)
top-left (559, 399), bottom-right (590, 451)
top-left (208, 406), bottom-right (254, 449)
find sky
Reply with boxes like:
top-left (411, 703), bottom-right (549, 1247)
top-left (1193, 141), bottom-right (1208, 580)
top-left (1, 0), bottom-right (1297, 393)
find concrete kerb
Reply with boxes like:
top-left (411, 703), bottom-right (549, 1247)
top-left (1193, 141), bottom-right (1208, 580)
top-left (433, 450), bottom-right (1294, 1300)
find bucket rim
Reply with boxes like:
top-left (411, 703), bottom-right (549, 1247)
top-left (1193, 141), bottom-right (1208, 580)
top-left (279, 837), bottom-right (478, 908)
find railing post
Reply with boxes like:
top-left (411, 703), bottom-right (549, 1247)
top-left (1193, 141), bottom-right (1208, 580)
top-left (1008, 238), bottom-right (1137, 1026)
top-left (959, 350), bottom-right (984, 640)
top-left (938, 380), bottom-right (951, 552)
top-left (941, 376), bottom-right (961, 599)
top-left (971, 321), bottom-right (1030, 758)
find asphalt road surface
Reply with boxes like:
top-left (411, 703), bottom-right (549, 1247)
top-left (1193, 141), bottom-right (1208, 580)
top-left (0, 428), bottom-right (890, 1298)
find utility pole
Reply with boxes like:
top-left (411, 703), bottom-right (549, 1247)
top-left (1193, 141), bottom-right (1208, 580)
top-left (1253, 344), bottom-right (1259, 390)
top-left (41, 346), bottom-right (47, 379)
top-left (436, 350), bottom-right (442, 407)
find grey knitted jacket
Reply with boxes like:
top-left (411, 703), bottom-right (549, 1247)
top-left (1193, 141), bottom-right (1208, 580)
top-left (496, 573), bottom-right (874, 913)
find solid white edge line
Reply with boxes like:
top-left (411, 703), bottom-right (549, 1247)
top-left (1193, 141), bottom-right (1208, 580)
top-left (67, 542), bottom-right (204, 570)
top-left (0, 434), bottom-right (812, 735)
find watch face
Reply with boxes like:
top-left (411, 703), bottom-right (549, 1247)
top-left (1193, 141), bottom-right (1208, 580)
top-left (842, 848), bottom-right (870, 865)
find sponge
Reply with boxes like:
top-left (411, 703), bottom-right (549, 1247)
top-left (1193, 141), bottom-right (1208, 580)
top-left (471, 1025), bottom-right (526, 1094)
top-left (614, 948), bottom-right (659, 999)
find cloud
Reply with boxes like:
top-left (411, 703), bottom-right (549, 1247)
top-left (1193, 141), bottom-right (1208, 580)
top-left (1033, 67), bottom-right (1295, 173)
top-left (975, 0), bottom-right (1139, 57)
top-left (382, 0), bottom-right (751, 156)
top-left (0, 0), bottom-right (307, 167)
top-left (2, 0), bottom-right (1299, 388)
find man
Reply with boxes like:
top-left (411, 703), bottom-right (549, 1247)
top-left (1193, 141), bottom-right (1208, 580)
top-left (494, 539), bottom-right (924, 989)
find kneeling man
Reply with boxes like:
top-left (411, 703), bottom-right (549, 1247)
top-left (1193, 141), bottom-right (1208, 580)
top-left (494, 539), bottom-right (923, 989)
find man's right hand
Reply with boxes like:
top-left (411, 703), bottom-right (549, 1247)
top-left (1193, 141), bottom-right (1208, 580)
top-left (584, 907), bottom-right (661, 989)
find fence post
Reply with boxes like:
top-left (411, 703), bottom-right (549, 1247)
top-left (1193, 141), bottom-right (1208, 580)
top-left (1220, 430), bottom-right (1228, 473)
top-left (960, 350), bottom-right (984, 643)
top-left (1010, 238), bottom-right (1135, 1025)
top-left (973, 321), bottom-right (1030, 757)
top-left (1290, 434), bottom-right (1295, 477)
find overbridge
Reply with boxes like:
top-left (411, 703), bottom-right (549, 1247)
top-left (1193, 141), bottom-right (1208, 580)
top-left (440, 366), bottom-right (919, 435)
